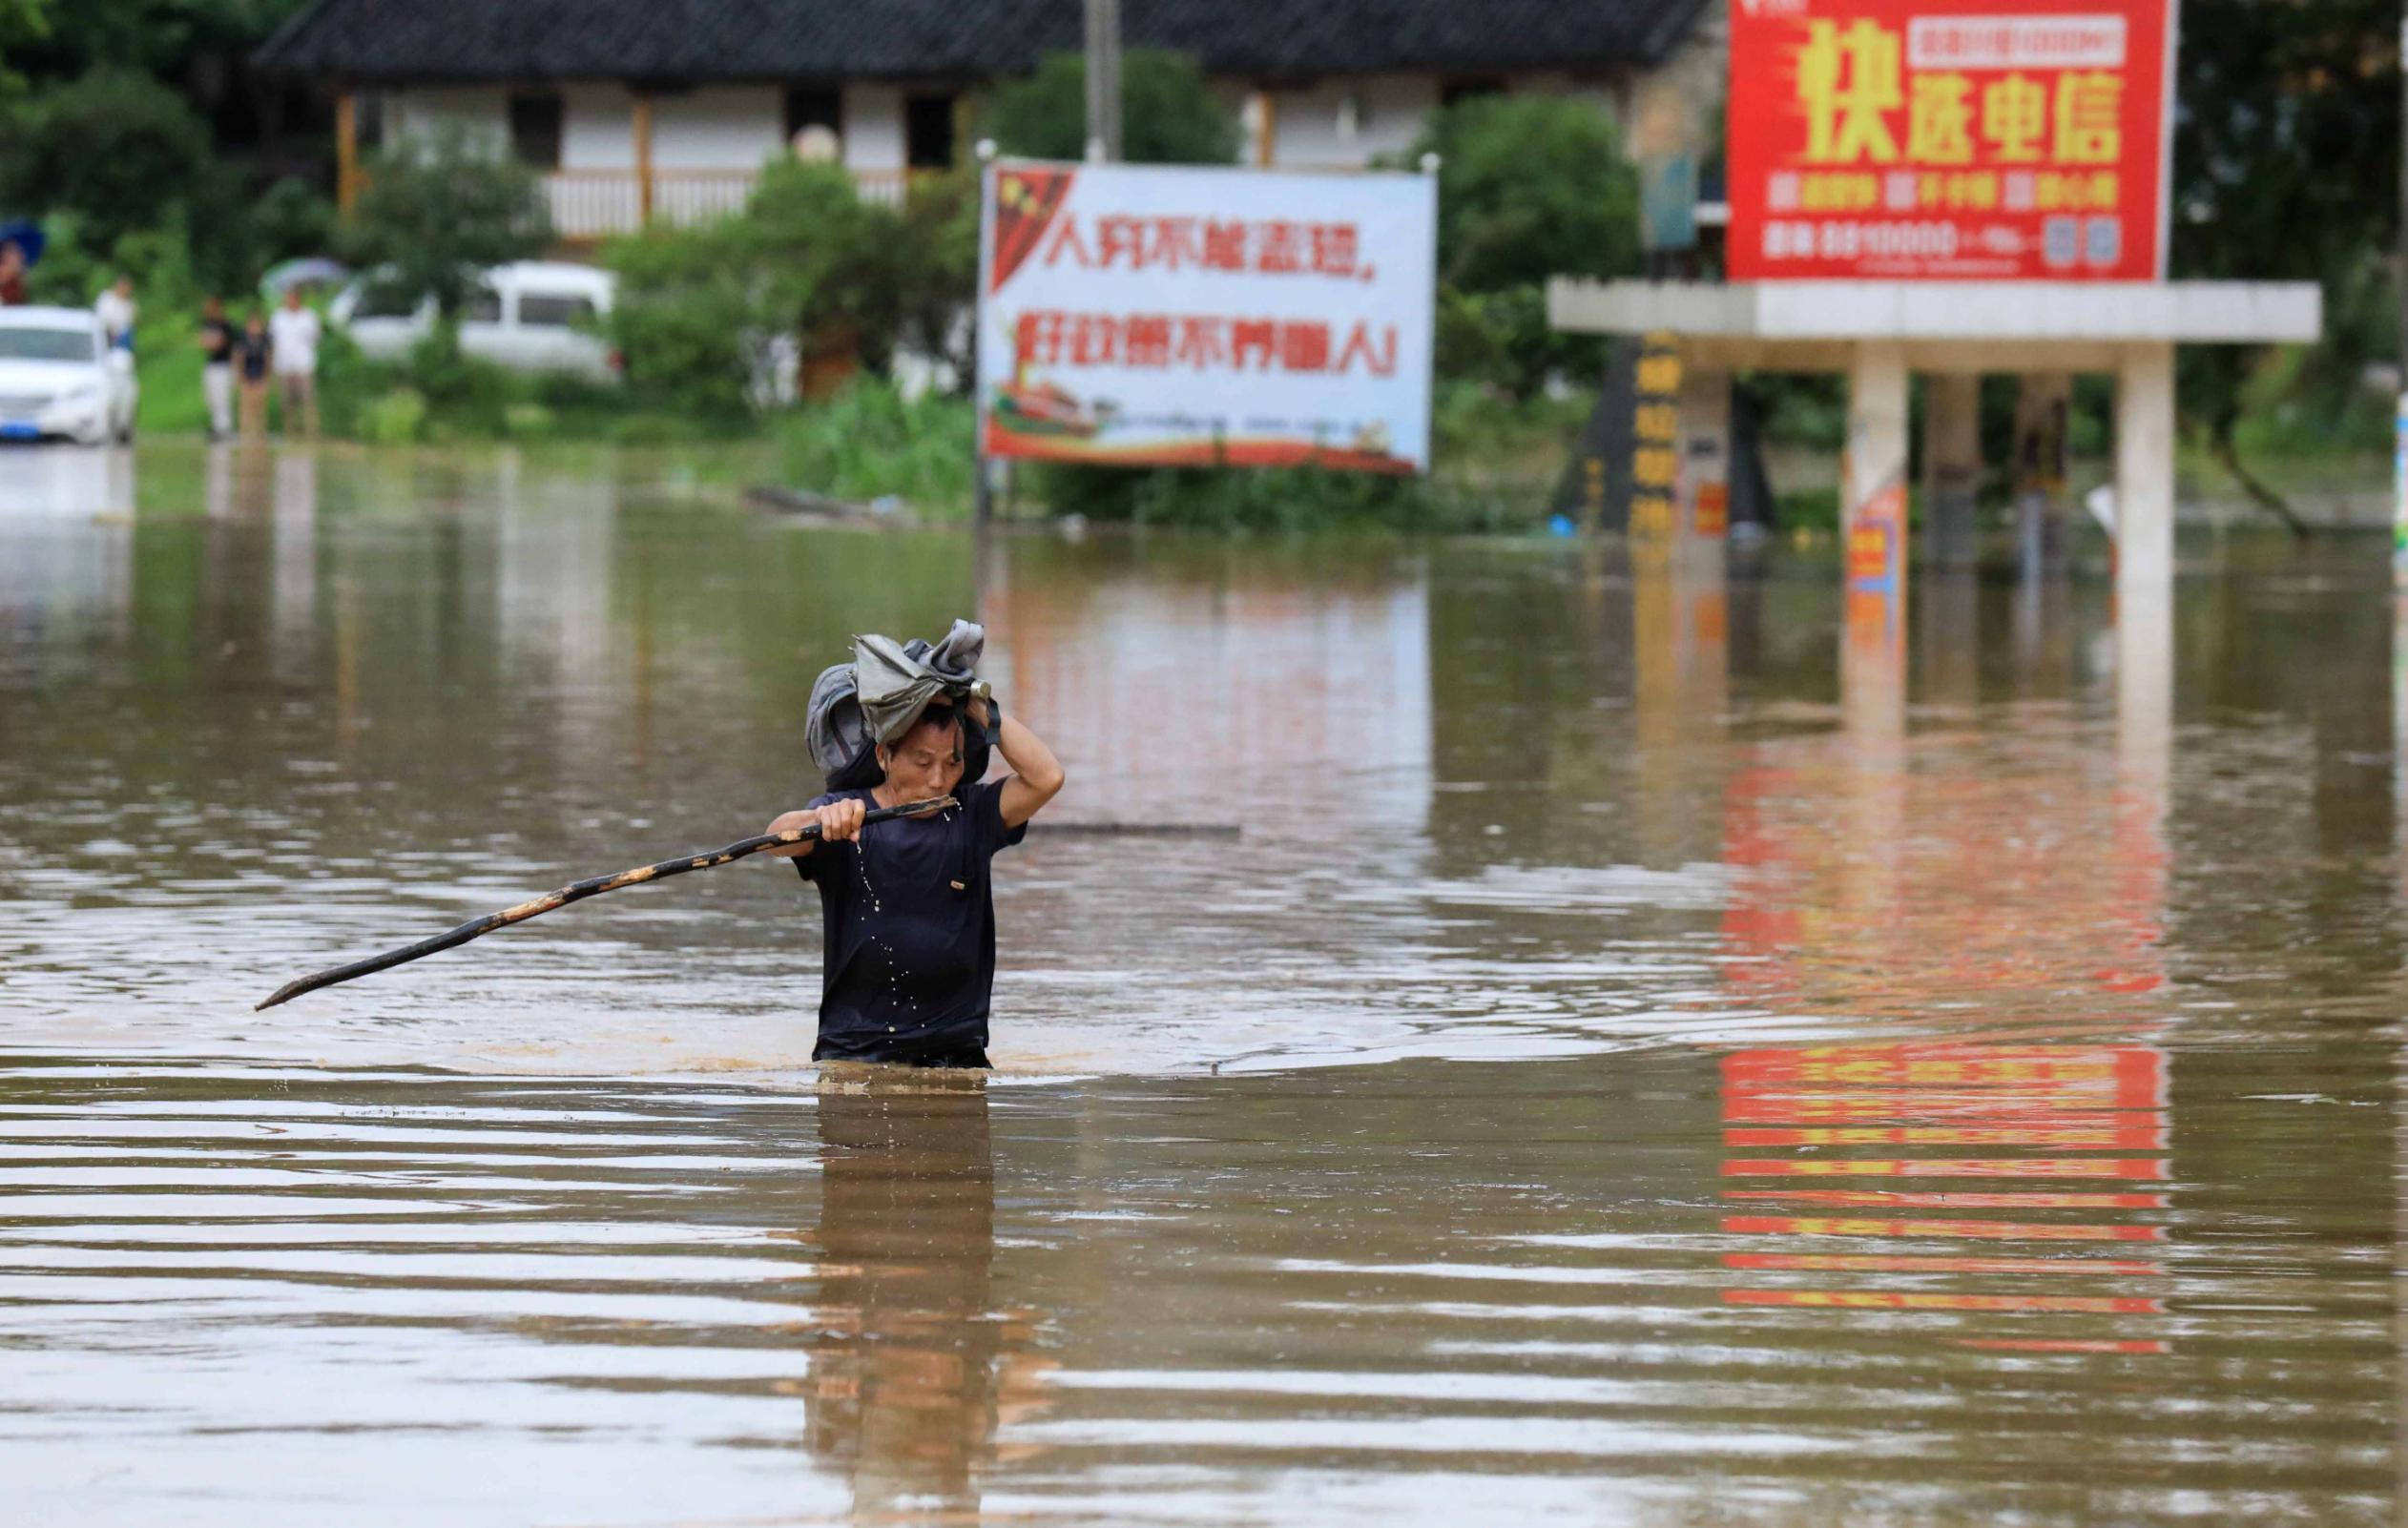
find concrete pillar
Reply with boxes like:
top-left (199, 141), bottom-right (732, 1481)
top-left (2117, 578), bottom-right (2171, 804)
top-left (1846, 343), bottom-right (1911, 578)
top-left (1844, 343), bottom-right (1910, 735)
top-left (1922, 372), bottom-right (1982, 569)
top-left (2013, 371), bottom-right (2073, 573)
top-left (2113, 574), bottom-right (2173, 997)
top-left (1674, 365), bottom-right (1731, 579)
top-left (2115, 342), bottom-right (2176, 594)
top-left (1919, 568), bottom-right (1980, 710)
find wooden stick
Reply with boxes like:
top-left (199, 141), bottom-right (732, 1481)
top-left (1040, 822), bottom-right (1240, 838)
top-left (255, 796), bottom-right (958, 1011)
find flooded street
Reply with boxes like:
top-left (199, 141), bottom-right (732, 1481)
top-left (0, 442), bottom-right (2398, 1524)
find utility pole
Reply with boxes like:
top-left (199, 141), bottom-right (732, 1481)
top-left (971, 139), bottom-right (998, 528)
top-left (2388, 4), bottom-right (2408, 585)
top-left (2396, 2), bottom-right (2407, 582)
top-left (1084, 0), bottom-right (1122, 163)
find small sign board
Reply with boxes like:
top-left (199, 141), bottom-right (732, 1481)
top-left (977, 160), bottom-right (1438, 473)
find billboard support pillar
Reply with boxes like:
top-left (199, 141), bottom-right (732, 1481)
top-left (2014, 371), bottom-right (2074, 576)
top-left (1674, 361), bottom-right (1731, 579)
top-left (1923, 372), bottom-right (1981, 570)
top-left (1844, 342), bottom-right (1910, 736)
top-left (2114, 341), bottom-right (2175, 593)
top-left (1845, 341), bottom-right (1911, 580)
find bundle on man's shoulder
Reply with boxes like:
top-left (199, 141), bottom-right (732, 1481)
top-left (805, 619), bottom-right (987, 790)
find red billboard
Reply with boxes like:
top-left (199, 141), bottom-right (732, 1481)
top-left (1727, 0), bottom-right (2171, 280)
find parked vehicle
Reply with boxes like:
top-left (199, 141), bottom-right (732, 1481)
top-left (0, 306), bottom-right (138, 445)
top-left (330, 261), bottom-right (618, 381)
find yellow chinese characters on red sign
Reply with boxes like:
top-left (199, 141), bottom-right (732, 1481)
top-left (1729, 0), bottom-right (2170, 280)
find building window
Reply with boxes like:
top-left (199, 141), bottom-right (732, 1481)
top-left (1441, 77), bottom-right (1505, 107)
top-left (904, 92), bottom-right (955, 169)
top-left (507, 92), bottom-right (562, 170)
top-left (357, 92), bottom-right (384, 152)
top-left (783, 84), bottom-right (842, 143)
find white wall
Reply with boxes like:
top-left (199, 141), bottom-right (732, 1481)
top-left (1269, 74), bottom-right (1437, 167)
top-left (651, 86), bottom-right (784, 170)
top-left (387, 86), bottom-right (507, 152)
top-left (842, 84), bottom-right (905, 171)
top-left (400, 83), bottom-right (782, 171)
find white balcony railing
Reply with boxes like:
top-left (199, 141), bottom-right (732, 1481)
top-left (542, 168), bottom-right (923, 237)
top-left (545, 173), bottom-right (643, 238)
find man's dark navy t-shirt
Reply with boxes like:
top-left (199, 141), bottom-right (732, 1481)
top-left (793, 780), bottom-right (1028, 1064)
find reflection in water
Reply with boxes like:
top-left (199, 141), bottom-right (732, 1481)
top-left (980, 535), bottom-right (1433, 829)
top-left (0, 445), bottom-right (135, 671)
top-left (1720, 1043), bottom-right (2171, 1350)
top-left (802, 1075), bottom-right (1037, 1516)
top-left (0, 444), bottom-right (2400, 1522)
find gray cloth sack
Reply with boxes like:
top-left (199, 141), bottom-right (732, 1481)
top-left (805, 619), bottom-right (986, 784)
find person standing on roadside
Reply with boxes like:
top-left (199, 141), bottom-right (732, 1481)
top-left (268, 286), bottom-right (321, 440)
top-left (94, 275), bottom-right (135, 352)
top-left (234, 309), bottom-right (273, 442)
top-left (197, 297), bottom-right (236, 441)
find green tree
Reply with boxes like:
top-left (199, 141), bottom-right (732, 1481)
top-left (2170, 0), bottom-right (2398, 529)
top-left (0, 0), bottom-right (48, 96)
top-left (250, 176), bottom-right (337, 267)
top-left (604, 217), bottom-right (757, 417)
top-left (743, 159), bottom-right (904, 367)
top-left (1404, 93), bottom-right (1641, 398)
top-left (10, 0), bottom-right (309, 85)
top-left (2, 69), bottom-right (217, 257)
top-left (989, 50), bottom-right (1239, 164)
top-left (1415, 94), bottom-right (1641, 293)
top-left (603, 160), bottom-right (905, 417)
top-left (339, 125), bottom-right (550, 320)
top-left (892, 166), bottom-right (981, 390)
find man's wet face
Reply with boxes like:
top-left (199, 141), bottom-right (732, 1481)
top-left (881, 709), bottom-right (965, 805)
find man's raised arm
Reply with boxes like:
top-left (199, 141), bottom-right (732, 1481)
top-left (973, 698), bottom-right (1065, 829)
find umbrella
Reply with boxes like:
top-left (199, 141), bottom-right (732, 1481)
top-left (0, 219), bottom-right (46, 266)
top-left (259, 257), bottom-right (350, 298)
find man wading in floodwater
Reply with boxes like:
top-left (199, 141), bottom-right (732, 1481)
top-left (765, 690), bottom-right (1064, 1067)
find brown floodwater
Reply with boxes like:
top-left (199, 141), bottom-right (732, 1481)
top-left (0, 440), bottom-right (2398, 1525)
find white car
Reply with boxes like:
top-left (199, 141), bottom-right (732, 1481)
top-left (0, 307), bottom-right (138, 445)
top-left (331, 261), bottom-right (618, 381)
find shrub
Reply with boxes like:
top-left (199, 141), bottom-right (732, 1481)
top-left (311, 320), bottom-right (383, 438)
top-left (363, 387), bottom-right (428, 444)
top-left (769, 380), bottom-right (974, 511)
top-left (602, 217), bottom-right (760, 419)
top-left (603, 160), bottom-right (904, 421)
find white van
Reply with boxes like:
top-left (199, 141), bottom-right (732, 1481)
top-left (331, 261), bottom-right (618, 382)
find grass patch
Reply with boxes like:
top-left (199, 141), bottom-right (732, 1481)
top-left (767, 382), bottom-right (976, 514)
top-left (1024, 382), bottom-right (1591, 532)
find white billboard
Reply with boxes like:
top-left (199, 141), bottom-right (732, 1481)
top-left (976, 159), bottom-right (1438, 474)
